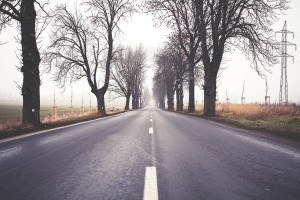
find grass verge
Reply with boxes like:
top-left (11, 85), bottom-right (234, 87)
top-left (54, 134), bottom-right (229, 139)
top-left (175, 104), bottom-right (300, 141)
top-left (0, 110), bottom-right (126, 140)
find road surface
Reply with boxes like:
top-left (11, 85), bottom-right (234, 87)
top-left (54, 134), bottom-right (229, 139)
top-left (0, 106), bottom-right (300, 200)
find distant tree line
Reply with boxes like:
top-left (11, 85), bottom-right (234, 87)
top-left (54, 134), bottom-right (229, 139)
top-left (147, 0), bottom-right (288, 115)
top-left (110, 45), bottom-right (147, 110)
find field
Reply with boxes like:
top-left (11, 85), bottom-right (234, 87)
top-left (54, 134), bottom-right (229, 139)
top-left (0, 104), bottom-right (97, 121)
top-left (184, 103), bottom-right (300, 138)
top-left (0, 104), bottom-right (124, 132)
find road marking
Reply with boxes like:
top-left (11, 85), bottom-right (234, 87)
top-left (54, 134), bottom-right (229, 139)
top-left (168, 111), bottom-right (300, 159)
top-left (197, 118), bottom-right (300, 159)
top-left (231, 131), bottom-right (300, 159)
top-left (0, 112), bottom-right (128, 144)
top-left (150, 119), bottom-right (152, 122)
top-left (143, 167), bottom-right (158, 200)
top-left (149, 127), bottom-right (153, 134)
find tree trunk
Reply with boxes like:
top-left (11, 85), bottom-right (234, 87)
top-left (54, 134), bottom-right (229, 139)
top-left (203, 68), bottom-right (217, 116)
top-left (176, 84), bottom-right (184, 111)
top-left (21, 0), bottom-right (41, 126)
top-left (132, 84), bottom-right (140, 109)
top-left (167, 86), bottom-right (174, 111)
top-left (188, 66), bottom-right (195, 112)
top-left (176, 89), bottom-right (180, 111)
top-left (125, 91), bottom-right (131, 110)
top-left (96, 90), bottom-right (106, 115)
top-left (179, 86), bottom-right (184, 111)
top-left (132, 84), bottom-right (139, 110)
top-left (155, 100), bottom-right (159, 107)
top-left (132, 98), bottom-right (135, 109)
top-left (136, 87), bottom-right (140, 109)
top-left (132, 89), bottom-right (136, 109)
top-left (131, 81), bottom-right (135, 109)
top-left (159, 94), bottom-right (165, 109)
top-left (167, 97), bottom-right (174, 111)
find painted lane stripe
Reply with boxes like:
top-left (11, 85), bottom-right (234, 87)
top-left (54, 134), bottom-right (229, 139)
top-left (231, 132), bottom-right (300, 159)
top-left (149, 127), bottom-right (153, 134)
top-left (143, 167), bottom-right (158, 200)
top-left (168, 111), bottom-right (300, 159)
top-left (150, 119), bottom-right (152, 122)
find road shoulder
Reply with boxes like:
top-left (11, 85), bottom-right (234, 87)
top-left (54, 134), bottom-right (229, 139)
top-left (165, 109), bottom-right (300, 143)
top-left (0, 111), bottom-right (128, 143)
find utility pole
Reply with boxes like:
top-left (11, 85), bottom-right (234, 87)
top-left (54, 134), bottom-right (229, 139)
top-left (241, 80), bottom-right (245, 104)
top-left (275, 21), bottom-right (296, 105)
top-left (265, 78), bottom-right (270, 105)
top-left (81, 95), bottom-right (84, 116)
top-left (52, 89), bottom-right (57, 121)
top-left (89, 95), bottom-right (92, 114)
top-left (226, 91), bottom-right (230, 104)
top-left (69, 89), bottom-right (73, 118)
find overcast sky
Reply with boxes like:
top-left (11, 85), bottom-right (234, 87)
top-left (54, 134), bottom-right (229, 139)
top-left (0, 1), bottom-right (299, 106)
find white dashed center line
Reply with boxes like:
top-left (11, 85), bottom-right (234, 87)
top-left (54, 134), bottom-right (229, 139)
top-left (144, 113), bottom-right (158, 199)
top-left (149, 127), bottom-right (153, 134)
top-left (143, 167), bottom-right (158, 200)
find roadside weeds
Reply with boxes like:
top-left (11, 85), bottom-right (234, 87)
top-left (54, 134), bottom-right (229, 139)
top-left (168, 108), bottom-right (300, 142)
top-left (0, 110), bottom-right (127, 140)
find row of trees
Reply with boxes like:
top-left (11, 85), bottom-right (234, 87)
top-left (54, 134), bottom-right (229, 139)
top-left (148, 0), bottom-right (288, 116)
top-left (153, 34), bottom-right (203, 111)
top-left (110, 45), bottom-right (147, 110)
top-left (0, 0), bottom-right (147, 127)
top-left (153, 34), bottom-right (187, 111)
top-left (46, 3), bottom-right (147, 113)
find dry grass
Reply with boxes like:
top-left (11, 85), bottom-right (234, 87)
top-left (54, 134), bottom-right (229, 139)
top-left (182, 103), bottom-right (300, 138)
top-left (0, 104), bottom-right (124, 133)
top-left (215, 104), bottom-right (300, 119)
top-left (190, 103), bottom-right (300, 119)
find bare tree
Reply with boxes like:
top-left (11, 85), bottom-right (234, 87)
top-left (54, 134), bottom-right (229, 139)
top-left (131, 45), bottom-right (147, 109)
top-left (46, 5), bottom-right (107, 114)
top-left (155, 47), bottom-right (176, 110)
top-left (111, 47), bottom-right (134, 110)
top-left (153, 68), bottom-right (166, 109)
top-left (0, 0), bottom-right (49, 126)
top-left (111, 45), bottom-right (147, 110)
top-left (195, 0), bottom-right (289, 116)
top-left (84, 0), bottom-right (134, 113)
top-left (166, 33), bottom-right (188, 111)
top-left (146, 0), bottom-right (203, 112)
top-left (141, 87), bottom-right (151, 107)
top-left (47, 0), bottom-right (133, 115)
top-left (152, 33), bottom-right (189, 111)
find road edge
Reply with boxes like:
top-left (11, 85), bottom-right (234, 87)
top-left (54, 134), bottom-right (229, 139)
top-left (0, 111), bottom-right (129, 144)
top-left (162, 109), bottom-right (300, 143)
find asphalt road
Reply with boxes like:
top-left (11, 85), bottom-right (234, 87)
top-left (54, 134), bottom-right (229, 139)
top-left (0, 106), bottom-right (299, 200)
